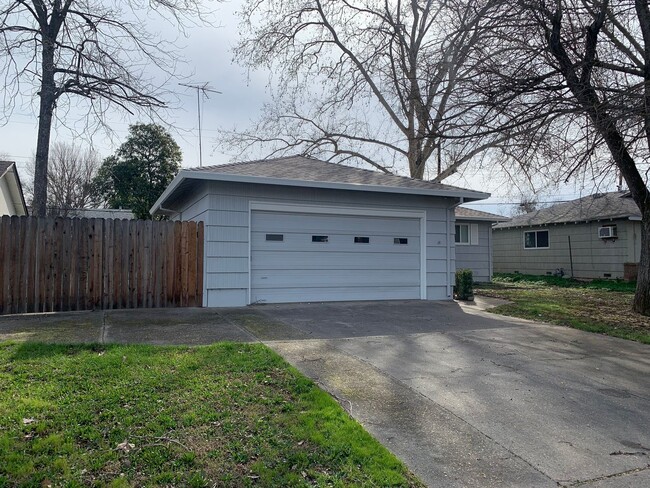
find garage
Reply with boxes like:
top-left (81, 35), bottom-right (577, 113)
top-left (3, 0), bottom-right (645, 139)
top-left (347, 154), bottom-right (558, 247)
top-left (250, 206), bottom-right (424, 304)
top-left (150, 155), bottom-right (489, 307)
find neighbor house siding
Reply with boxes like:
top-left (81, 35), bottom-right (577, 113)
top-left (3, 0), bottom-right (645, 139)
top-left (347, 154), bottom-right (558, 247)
top-left (0, 177), bottom-right (12, 215)
top-left (493, 219), bottom-right (633, 279)
top-left (192, 181), bottom-right (456, 307)
top-left (454, 220), bottom-right (493, 282)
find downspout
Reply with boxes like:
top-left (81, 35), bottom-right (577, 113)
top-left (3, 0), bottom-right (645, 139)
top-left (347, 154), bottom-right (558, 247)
top-left (447, 197), bottom-right (464, 297)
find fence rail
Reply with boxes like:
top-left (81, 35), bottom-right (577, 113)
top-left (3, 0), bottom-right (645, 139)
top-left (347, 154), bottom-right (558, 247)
top-left (0, 216), bottom-right (204, 315)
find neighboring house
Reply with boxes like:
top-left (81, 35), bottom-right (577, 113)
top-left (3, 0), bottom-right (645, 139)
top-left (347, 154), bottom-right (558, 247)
top-left (65, 208), bottom-right (135, 219)
top-left (493, 191), bottom-right (641, 280)
top-left (151, 156), bottom-right (489, 307)
top-left (454, 207), bottom-right (509, 282)
top-left (0, 161), bottom-right (28, 216)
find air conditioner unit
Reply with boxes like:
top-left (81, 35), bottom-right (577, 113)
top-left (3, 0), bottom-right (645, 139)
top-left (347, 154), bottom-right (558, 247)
top-left (598, 226), bottom-right (617, 239)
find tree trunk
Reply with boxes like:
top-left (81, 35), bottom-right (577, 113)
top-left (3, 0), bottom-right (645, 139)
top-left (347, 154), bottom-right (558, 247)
top-left (633, 210), bottom-right (650, 314)
top-left (32, 39), bottom-right (56, 217)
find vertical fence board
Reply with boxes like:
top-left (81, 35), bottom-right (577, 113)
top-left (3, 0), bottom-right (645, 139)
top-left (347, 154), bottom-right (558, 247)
top-left (120, 220), bottom-right (129, 309)
top-left (77, 219), bottom-right (88, 311)
top-left (0, 216), bottom-right (7, 314)
top-left (2, 216), bottom-right (13, 314)
top-left (187, 222), bottom-right (198, 307)
top-left (128, 220), bottom-right (137, 308)
top-left (196, 222), bottom-right (204, 307)
top-left (85, 219), bottom-right (97, 311)
top-left (94, 219), bottom-right (104, 309)
top-left (61, 218), bottom-right (72, 312)
top-left (37, 218), bottom-right (47, 312)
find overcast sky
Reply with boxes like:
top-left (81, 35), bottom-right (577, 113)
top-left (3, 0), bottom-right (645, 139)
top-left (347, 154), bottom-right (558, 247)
top-left (0, 1), bottom-right (620, 216)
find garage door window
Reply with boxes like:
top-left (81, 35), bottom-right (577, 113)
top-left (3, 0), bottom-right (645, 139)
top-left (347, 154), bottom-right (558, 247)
top-left (354, 236), bottom-right (370, 244)
top-left (312, 235), bottom-right (329, 243)
top-left (265, 234), bottom-right (284, 241)
top-left (394, 238), bottom-right (408, 245)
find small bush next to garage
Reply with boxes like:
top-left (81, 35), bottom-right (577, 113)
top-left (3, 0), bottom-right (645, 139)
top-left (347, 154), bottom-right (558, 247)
top-left (455, 269), bottom-right (474, 300)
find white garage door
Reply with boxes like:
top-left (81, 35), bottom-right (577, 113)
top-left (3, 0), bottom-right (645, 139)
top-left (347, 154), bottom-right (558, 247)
top-left (250, 209), bottom-right (422, 304)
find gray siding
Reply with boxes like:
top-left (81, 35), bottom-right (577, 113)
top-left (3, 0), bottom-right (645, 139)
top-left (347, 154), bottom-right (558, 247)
top-left (493, 219), bottom-right (639, 279)
top-left (179, 181), bottom-right (457, 307)
top-left (454, 220), bottom-right (493, 282)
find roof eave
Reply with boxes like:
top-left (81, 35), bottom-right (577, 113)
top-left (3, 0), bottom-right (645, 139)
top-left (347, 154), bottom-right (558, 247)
top-left (151, 170), bottom-right (490, 215)
top-left (456, 216), bottom-right (510, 222)
top-left (495, 214), bottom-right (640, 229)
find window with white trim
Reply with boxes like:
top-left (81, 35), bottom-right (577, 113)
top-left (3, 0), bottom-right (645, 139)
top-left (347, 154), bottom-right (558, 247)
top-left (455, 223), bottom-right (479, 245)
top-left (455, 224), bottom-right (470, 244)
top-left (524, 230), bottom-right (549, 249)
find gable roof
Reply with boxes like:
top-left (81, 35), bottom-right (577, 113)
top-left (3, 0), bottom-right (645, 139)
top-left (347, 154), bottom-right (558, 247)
top-left (455, 206), bottom-right (509, 222)
top-left (0, 161), bottom-right (28, 216)
top-left (152, 155), bottom-right (489, 215)
top-left (495, 191), bottom-right (639, 229)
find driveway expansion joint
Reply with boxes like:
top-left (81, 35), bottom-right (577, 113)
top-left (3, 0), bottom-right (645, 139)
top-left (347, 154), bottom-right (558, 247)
top-left (100, 311), bottom-right (107, 344)
top-left (561, 464), bottom-right (650, 487)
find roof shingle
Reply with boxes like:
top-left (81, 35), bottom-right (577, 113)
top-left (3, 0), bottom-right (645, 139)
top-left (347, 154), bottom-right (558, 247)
top-left (455, 207), bottom-right (509, 222)
top-left (187, 155), bottom-right (483, 194)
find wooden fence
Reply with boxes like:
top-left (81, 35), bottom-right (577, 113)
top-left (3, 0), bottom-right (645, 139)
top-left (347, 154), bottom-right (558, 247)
top-left (0, 216), bottom-right (204, 315)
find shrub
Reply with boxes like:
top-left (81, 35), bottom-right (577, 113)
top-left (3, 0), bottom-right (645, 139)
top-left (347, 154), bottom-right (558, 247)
top-left (455, 269), bottom-right (474, 300)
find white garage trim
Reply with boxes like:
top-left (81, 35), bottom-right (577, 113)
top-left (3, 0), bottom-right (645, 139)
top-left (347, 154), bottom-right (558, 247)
top-left (247, 201), bottom-right (427, 303)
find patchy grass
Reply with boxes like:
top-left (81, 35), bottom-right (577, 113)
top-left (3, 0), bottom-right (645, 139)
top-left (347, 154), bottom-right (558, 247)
top-left (0, 342), bottom-right (422, 487)
top-left (476, 273), bottom-right (650, 344)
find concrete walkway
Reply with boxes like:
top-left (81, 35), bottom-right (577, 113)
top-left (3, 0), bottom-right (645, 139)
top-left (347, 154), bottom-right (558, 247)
top-left (0, 308), bottom-right (255, 345)
top-left (1, 300), bottom-right (649, 487)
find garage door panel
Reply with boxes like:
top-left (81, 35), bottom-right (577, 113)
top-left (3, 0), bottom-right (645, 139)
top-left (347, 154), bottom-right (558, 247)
top-left (252, 211), bottom-right (420, 235)
top-left (252, 269), bottom-right (420, 288)
top-left (251, 251), bottom-right (420, 270)
top-left (250, 210), bottom-right (422, 303)
top-left (251, 286), bottom-right (422, 304)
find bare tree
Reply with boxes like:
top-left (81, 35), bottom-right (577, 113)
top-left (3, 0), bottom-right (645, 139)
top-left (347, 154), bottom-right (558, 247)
top-left (0, 1), bottom-right (211, 217)
top-left (24, 142), bottom-right (102, 216)
top-left (225, 0), bottom-right (508, 179)
top-left (470, 0), bottom-right (650, 314)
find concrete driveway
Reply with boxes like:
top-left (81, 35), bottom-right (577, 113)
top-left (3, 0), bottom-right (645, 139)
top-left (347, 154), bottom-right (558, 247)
top-left (249, 300), bottom-right (650, 488)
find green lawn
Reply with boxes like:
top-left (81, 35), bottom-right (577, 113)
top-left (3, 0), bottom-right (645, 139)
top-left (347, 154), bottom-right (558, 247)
top-left (0, 342), bottom-right (422, 487)
top-left (476, 273), bottom-right (650, 344)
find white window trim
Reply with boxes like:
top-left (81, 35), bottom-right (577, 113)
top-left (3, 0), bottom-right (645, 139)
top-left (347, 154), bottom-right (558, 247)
top-left (523, 229), bottom-right (550, 249)
top-left (248, 201), bottom-right (427, 302)
top-left (455, 223), bottom-right (480, 246)
top-left (455, 223), bottom-right (470, 245)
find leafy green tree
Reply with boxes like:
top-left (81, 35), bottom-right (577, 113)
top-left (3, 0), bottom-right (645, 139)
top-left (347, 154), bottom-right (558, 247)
top-left (94, 124), bottom-right (181, 219)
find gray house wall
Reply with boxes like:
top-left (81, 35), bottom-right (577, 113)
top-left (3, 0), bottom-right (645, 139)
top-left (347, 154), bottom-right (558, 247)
top-left (170, 180), bottom-right (458, 307)
top-left (493, 219), bottom-right (640, 279)
top-left (454, 219), bottom-right (493, 282)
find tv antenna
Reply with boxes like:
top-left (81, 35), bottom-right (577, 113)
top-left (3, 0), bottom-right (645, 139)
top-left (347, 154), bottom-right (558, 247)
top-left (179, 82), bottom-right (222, 167)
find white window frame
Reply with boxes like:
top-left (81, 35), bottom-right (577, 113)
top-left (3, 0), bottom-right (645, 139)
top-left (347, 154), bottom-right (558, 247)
top-left (248, 201), bottom-right (427, 302)
top-left (455, 224), bottom-right (470, 245)
top-left (523, 229), bottom-right (550, 249)
top-left (455, 223), bottom-right (479, 246)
